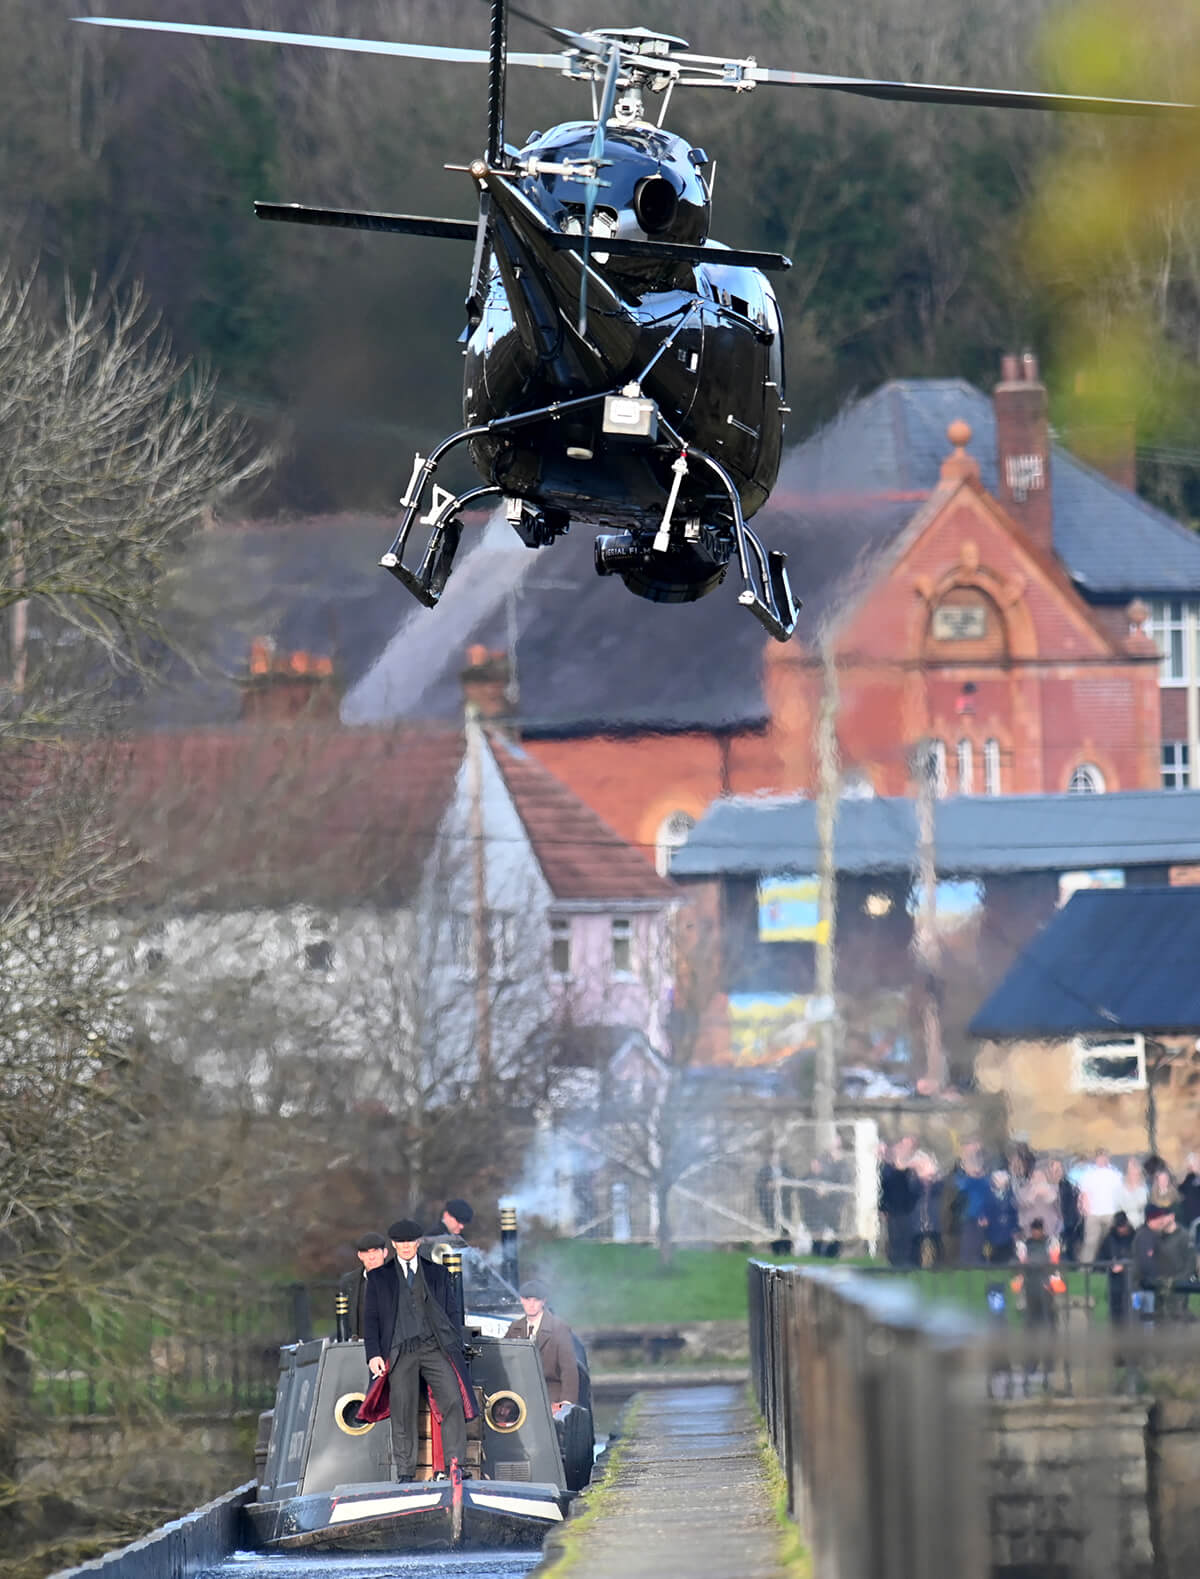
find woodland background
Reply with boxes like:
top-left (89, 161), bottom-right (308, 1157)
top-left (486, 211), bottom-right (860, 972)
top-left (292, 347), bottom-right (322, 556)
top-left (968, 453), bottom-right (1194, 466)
top-left (6, 0), bottom-right (1200, 517)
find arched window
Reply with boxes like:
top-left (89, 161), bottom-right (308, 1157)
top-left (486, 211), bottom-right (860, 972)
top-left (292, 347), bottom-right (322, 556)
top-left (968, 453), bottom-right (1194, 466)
top-left (956, 739), bottom-right (974, 796)
top-left (984, 739), bottom-right (1001, 796)
top-left (655, 810), bottom-right (695, 876)
top-left (927, 739), bottom-right (948, 798)
top-left (1068, 763), bottom-right (1106, 794)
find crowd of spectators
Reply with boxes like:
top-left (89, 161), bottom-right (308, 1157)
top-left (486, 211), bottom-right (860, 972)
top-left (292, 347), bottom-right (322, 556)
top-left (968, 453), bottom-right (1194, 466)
top-left (878, 1139), bottom-right (1200, 1312)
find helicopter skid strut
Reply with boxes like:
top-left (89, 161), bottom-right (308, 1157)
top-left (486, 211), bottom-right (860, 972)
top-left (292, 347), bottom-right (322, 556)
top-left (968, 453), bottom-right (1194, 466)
top-left (381, 397), bottom-right (800, 640)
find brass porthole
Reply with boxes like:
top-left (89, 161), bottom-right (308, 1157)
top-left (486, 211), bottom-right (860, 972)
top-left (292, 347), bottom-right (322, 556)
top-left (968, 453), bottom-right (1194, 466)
top-left (483, 1390), bottom-right (527, 1434)
top-left (334, 1391), bottom-right (374, 1435)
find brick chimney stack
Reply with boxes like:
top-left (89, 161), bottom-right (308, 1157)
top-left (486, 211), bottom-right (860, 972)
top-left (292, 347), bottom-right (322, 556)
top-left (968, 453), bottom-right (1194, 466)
top-left (994, 351), bottom-right (1053, 557)
top-left (240, 637), bottom-right (338, 723)
top-left (461, 644), bottom-right (514, 726)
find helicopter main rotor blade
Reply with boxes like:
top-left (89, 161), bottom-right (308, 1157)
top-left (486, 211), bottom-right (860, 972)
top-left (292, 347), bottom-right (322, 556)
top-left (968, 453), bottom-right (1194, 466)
top-left (579, 42), bottom-right (623, 337)
top-left (254, 204), bottom-right (479, 241)
top-left (747, 66), bottom-right (1199, 117)
top-left (76, 16), bottom-right (563, 71)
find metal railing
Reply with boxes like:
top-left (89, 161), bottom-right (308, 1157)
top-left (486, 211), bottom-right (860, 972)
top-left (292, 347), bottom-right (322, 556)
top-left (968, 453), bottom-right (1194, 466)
top-left (32, 1286), bottom-right (304, 1419)
top-left (750, 1261), bottom-right (987, 1579)
top-left (750, 1260), bottom-right (1200, 1579)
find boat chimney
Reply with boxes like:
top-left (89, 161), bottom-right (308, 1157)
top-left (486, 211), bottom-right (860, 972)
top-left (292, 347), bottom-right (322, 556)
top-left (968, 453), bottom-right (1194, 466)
top-left (442, 1247), bottom-right (465, 1327)
top-left (500, 1204), bottom-right (520, 1290)
top-left (335, 1290), bottom-right (351, 1343)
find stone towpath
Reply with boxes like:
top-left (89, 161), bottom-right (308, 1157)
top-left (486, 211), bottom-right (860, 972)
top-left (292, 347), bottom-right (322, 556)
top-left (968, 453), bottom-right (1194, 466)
top-left (535, 1383), bottom-right (789, 1579)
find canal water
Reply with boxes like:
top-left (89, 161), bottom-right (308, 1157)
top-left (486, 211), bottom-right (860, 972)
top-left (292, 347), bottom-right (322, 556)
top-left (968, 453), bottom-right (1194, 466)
top-left (197, 1553), bottom-right (542, 1579)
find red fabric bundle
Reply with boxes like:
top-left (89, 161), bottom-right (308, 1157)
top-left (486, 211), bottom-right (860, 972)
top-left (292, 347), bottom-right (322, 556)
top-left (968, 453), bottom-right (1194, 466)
top-left (356, 1367), bottom-right (391, 1424)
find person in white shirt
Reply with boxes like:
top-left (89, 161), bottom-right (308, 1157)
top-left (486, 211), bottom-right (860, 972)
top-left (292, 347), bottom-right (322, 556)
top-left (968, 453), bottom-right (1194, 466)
top-left (1116, 1157), bottom-right (1148, 1228)
top-left (1078, 1148), bottom-right (1124, 1264)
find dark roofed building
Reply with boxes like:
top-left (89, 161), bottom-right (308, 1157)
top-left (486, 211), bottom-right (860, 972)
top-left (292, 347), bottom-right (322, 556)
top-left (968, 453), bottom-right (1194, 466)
top-left (969, 886), bottom-right (1200, 1039)
top-left (967, 887), bottom-right (1200, 1168)
top-left (672, 789), bottom-right (1200, 881)
top-left (667, 788), bottom-right (1200, 1071)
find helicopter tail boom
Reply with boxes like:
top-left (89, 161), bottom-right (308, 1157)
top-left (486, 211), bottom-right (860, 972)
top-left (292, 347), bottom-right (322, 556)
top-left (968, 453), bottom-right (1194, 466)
top-left (253, 200), bottom-right (790, 271)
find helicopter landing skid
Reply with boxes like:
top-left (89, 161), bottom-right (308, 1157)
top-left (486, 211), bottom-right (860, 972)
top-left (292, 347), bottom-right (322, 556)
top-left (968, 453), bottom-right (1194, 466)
top-left (382, 405), bottom-right (799, 640)
top-left (657, 419), bottom-right (800, 642)
top-left (381, 478), bottom-right (503, 607)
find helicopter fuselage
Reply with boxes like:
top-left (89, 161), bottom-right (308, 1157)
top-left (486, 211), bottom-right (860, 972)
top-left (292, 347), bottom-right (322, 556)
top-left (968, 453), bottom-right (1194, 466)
top-left (460, 121), bottom-right (786, 601)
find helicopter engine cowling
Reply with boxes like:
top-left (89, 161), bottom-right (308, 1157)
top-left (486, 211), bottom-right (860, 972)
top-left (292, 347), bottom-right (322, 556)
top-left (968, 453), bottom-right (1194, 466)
top-left (518, 122), bottom-right (709, 277)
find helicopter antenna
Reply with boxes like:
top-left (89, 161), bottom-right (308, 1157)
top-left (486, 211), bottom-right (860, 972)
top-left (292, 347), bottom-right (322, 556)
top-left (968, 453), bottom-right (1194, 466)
top-left (486, 0), bottom-right (507, 167)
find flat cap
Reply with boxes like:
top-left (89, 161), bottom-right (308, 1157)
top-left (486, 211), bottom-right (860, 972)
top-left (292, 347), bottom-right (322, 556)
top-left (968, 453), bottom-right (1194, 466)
top-left (388, 1218), bottom-right (425, 1241)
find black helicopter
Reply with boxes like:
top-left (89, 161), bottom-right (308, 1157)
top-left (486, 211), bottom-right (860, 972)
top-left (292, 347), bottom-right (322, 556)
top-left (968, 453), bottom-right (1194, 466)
top-left (82, 7), bottom-right (1197, 642)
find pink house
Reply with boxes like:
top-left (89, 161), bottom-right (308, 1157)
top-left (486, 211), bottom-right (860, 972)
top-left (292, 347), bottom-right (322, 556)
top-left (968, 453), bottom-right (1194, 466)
top-left (483, 727), bottom-right (679, 1067)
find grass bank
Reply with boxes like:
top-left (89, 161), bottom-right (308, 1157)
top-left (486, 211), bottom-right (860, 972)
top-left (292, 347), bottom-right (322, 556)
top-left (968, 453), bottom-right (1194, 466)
top-left (519, 1242), bottom-right (821, 1326)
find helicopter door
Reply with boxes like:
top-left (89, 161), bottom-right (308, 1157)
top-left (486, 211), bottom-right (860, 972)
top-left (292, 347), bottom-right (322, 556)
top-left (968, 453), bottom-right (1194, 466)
top-left (695, 282), bottom-right (773, 490)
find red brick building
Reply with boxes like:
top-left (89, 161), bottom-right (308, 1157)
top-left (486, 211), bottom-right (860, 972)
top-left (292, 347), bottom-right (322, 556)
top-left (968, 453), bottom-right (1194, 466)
top-left (436, 358), bottom-right (1189, 852)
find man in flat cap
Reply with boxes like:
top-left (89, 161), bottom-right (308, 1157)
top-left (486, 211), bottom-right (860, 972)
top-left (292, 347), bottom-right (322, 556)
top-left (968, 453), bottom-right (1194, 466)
top-left (431, 1199), bottom-right (474, 1240)
top-left (505, 1279), bottom-right (579, 1413)
top-left (363, 1218), bottom-right (475, 1480)
top-left (340, 1231), bottom-right (390, 1341)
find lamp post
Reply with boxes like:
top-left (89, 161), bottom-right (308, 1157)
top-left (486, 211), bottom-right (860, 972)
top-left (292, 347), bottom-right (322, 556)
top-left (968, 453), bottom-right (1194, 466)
top-left (910, 739), bottom-right (944, 1090)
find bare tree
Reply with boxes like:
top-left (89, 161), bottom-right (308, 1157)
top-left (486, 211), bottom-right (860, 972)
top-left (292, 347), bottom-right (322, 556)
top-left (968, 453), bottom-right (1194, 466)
top-left (0, 269), bottom-right (266, 1572)
top-left (0, 267), bottom-right (265, 724)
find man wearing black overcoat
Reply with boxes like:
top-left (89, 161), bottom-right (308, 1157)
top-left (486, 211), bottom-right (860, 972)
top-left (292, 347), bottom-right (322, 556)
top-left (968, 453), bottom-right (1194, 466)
top-left (363, 1217), bottom-right (475, 1481)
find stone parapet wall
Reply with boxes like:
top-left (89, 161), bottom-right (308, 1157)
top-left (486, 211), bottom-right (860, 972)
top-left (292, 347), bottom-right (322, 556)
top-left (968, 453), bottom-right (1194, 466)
top-left (1148, 1400), bottom-right (1200, 1579)
top-left (47, 1482), bottom-right (254, 1579)
top-left (989, 1398), bottom-right (1152, 1579)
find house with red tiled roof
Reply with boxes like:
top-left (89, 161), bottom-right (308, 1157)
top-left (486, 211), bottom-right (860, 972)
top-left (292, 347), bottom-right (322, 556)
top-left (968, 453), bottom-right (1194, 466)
top-left (482, 718), bottom-right (679, 1061)
top-left (99, 643), bottom-right (679, 1101)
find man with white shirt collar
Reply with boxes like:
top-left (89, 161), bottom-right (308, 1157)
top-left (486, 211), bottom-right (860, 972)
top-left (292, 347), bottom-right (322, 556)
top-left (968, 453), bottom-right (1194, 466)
top-left (363, 1217), bottom-right (475, 1481)
top-left (505, 1279), bottom-right (579, 1414)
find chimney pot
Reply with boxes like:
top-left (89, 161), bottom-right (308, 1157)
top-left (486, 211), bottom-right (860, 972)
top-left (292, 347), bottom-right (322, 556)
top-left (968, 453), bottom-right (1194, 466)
top-left (1021, 351), bottom-right (1039, 382)
top-left (241, 641), bottom-right (338, 723)
top-left (1001, 353), bottom-right (1020, 384)
top-left (461, 645), bottom-right (515, 727)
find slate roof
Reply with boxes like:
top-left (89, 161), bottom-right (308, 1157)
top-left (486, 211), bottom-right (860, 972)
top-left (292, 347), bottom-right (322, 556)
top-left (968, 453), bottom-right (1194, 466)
top-left (671, 789), bottom-right (1200, 879)
top-left (349, 492), bottom-right (915, 735)
top-left (109, 723), bottom-right (465, 907)
top-left (487, 731), bottom-right (677, 903)
top-left (968, 887), bottom-right (1200, 1037)
top-left (787, 379), bottom-right (1200, 599)
top-left (135, 514), bottom-right (431, 729)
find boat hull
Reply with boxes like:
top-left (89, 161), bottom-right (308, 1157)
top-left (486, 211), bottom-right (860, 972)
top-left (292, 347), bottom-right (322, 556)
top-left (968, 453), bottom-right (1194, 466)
top-left (245, 1478), bottom-right (568, 1551)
